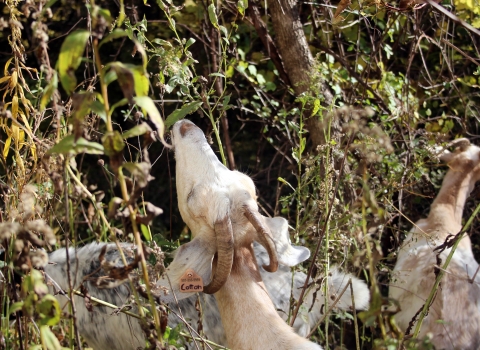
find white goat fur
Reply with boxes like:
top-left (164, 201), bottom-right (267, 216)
top-left (389, 139), bottom-right (480, 349)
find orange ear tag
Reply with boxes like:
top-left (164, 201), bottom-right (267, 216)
top-left (179, 268), bottom-right (204, 293)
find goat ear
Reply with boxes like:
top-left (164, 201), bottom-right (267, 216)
top-left (155, 236), bottom-right (215, 303)
top-left (262, 216), bottom-right (311, 267)
top-left (439, 150), bottom-right (455, 163)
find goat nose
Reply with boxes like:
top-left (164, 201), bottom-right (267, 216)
top-left (179, 121), bottom-right (195, 137)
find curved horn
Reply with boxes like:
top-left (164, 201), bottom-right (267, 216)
top-left (447, 138), bottom-right (470, 151)
top-left (244, 206), bottom-right (279, 273)
top-left (203, 215), bottom-right (234, 294)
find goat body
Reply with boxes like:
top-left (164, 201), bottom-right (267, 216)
top-left (46, 244), bottom-right (145, 350)
top-left (389, 139), bottom-right (480, 349)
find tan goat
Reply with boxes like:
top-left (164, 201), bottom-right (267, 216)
top-left (389, 138), bottom-right (480, 349)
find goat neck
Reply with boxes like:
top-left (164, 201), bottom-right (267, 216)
top-left (415, 142), bottom-right (480, 250)
top-left (215, 245), bottom-right (322, 350)
top-left (429, 143), bottom-right (480, 227)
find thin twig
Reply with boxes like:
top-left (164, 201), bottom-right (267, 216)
top-left (64, 158), bottom-right (83, 350)
top-left (306, 278), bottom-right (352, 337)
top-left (350, 279), bottom-right (360, 350)
top-left (290, 134), bottom-right (353, 326)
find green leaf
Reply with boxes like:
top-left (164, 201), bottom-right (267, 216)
top-left (110, 62), bottom-right (135, 103)
top-left (219, 25), bottom-right (228, 38)
top-left (133, 96), bottom-right (165, 143)
top-left (91, 100), bottom-right (107, 122)
top-left (209, 72), bottom-right (225, 78)
top-left (168, 17), bottom-right (176, 31)
top-left (122, 123), bottom-right (153, 139)
top-left (104, 69), bottom-right (118, 86)
top-left (58, 30), bottom-right (90, 95)
top-left (237, 0), bottom-right (248, 15)
top-left (40, 325), bottom-right (63, 350)
top-left (110, 98), bottom-right (128, 115)
top-left (152, 38), bottom-right (172, 47)
top-left (8, 301), bottom-right (24, 316)
top-left (208, 3), bottom-right (219, 29)
top-left (311, 98), bottom-right (321, 117)
top-left (131, 65), bottom-right (149, 97)
top-left (102, 131), bottom-right (125, 157)
top-left (37, 295), bottom-right (61, 326)
top-left (40, 71), bottom-right (58, 111)
top-left (164, 101), bottom-right (203, 128)
top-left (185, 38), bottom-right (196, 50)
top-left (140, 224), bottom-right (152, 241)
top-left (156, 0), bottom-right (167, 10)
top-left (221, 94), bottom-right (232, 111)
top-left (47, 135), bottom-right (105, 156)
top-left (99, 29), bottom-right (128, 48)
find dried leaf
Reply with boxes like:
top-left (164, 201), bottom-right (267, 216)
top-left (334, 0), bottom-right (351, 18)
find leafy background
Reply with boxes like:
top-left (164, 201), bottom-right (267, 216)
top-left (0, 0), bottom-right (479, 349)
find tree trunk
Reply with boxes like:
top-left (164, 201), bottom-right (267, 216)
top-left (266, 0), bottom-right (334, 147)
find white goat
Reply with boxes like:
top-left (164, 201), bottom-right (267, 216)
top-left (389, 138), bottom-right (480, 349)
top-left (161, 119), bottom-right (370, 350)
top-left (46, 243), bottom-right (145, 350)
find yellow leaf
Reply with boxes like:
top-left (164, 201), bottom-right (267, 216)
top-left (12, 124), bottom-right (19, 143)
top-left (3, 57), bottom-right (13, 77)
top-left (3, 136), bottom-right (11, 158)
top-left (30, 142), bottom-right (37, 161)
top-left (12, 95), bottom-right (18, 118)
top-left (19, 112), bottom-right (32, 135)
top-left (0, 76), bottom-right (10, 85)
top-left (15, 150), bottom-right (25, 178)
top-left (18, 130), bottom-right (25, 150)
top-left (9, 70), bottom-right (17, 89)
top-left (21, 96), bottom-right (33, 115)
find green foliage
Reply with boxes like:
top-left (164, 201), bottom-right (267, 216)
top-left (1, 0), bottom-right (479, 348)
top-left (47, 135), bottom-right (105, 156)
top-left (58, 30), bottom-right (90, 95)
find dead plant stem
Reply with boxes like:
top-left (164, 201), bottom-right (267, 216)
top-left (289, 134), bottom-right (352, 326)
top-left (64, 158), bottom-right (83, 350)
top-left (117, 169), bottom-right (163, 344)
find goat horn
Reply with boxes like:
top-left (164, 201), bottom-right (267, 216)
top-left (447, 138), bottom-right (470, 151)
top-left (203, 215), bottom-right (234, 294)
top-left (244, 207), bottom-right (279, 273)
